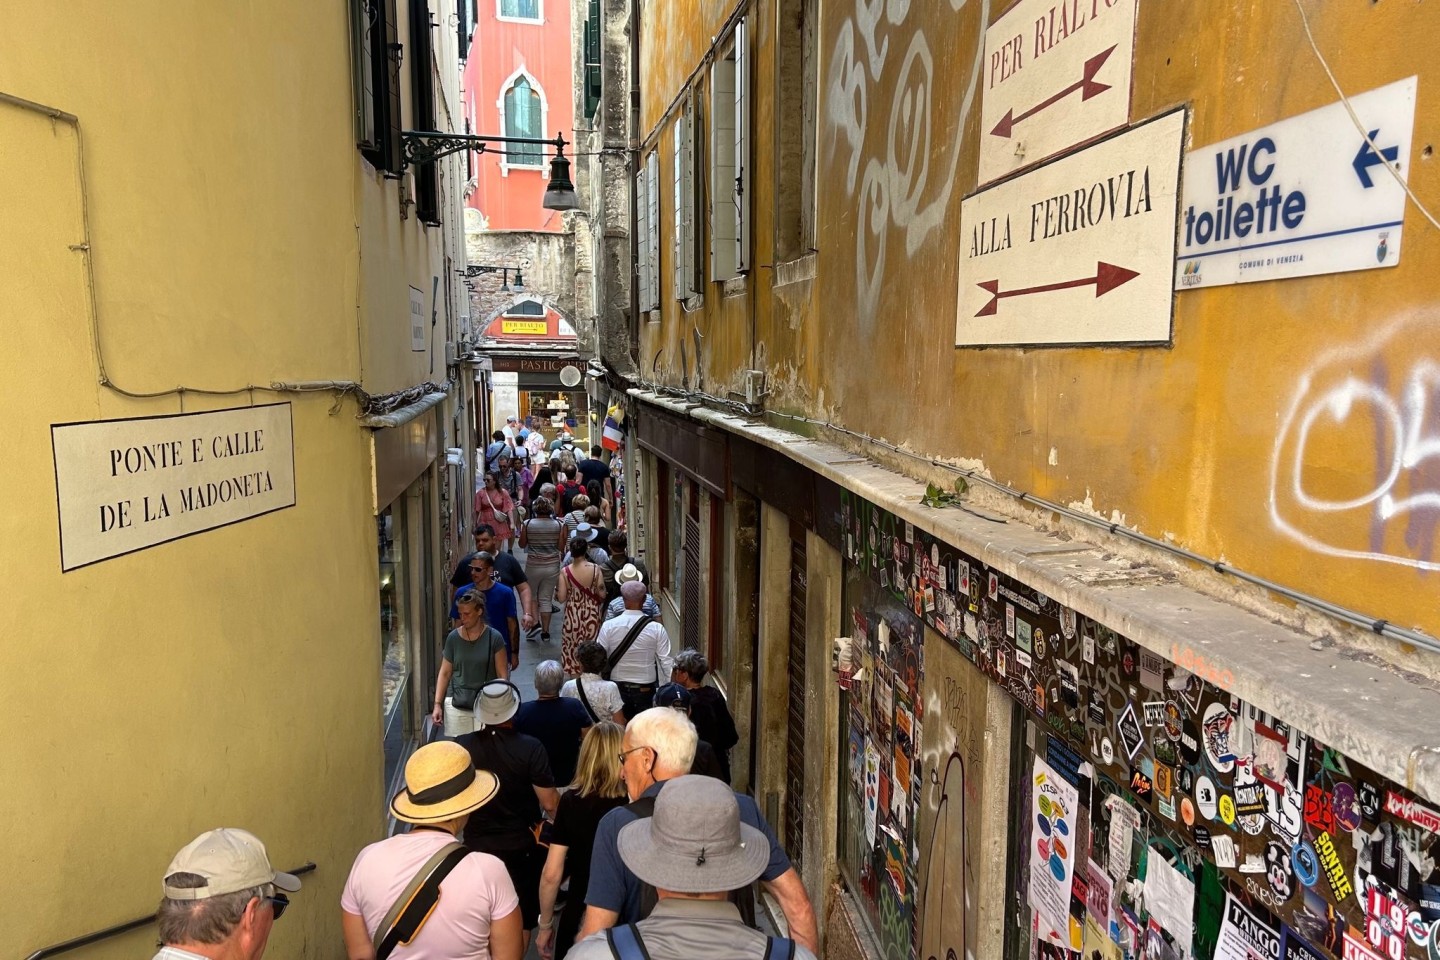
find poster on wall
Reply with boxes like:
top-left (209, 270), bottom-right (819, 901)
top-left (1029, 756), bottom-right (1082, 946)
top-left (1215, 892), bottom-right (1281, 960)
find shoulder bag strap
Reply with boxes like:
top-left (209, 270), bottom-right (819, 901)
top-left (762, 937), bottom-right (797, 960)
top-left (576, 678), bottom-right (601, 723)
top-left (605, 923), bottom-right (654, 960)
top-left (603, 616), bottom-right (654, 680)
top-left (372, 842), bottom-right (468, 960)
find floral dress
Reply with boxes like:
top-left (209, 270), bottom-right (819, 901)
top-left (560, 561), bottom-right (605, 674)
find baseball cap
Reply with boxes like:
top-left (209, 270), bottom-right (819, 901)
top-left (653, 683), bottom-right (693, 711)
top-left (162, 828), bottom-right (301, 900)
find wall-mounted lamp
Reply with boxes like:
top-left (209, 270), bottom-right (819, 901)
top-left (463, 264), bottom-right (525, 292)
top-left (402, 130), bottom-right (579, 211)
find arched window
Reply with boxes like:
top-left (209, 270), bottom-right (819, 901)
top-left (499, 0), bottom-right (541, 20)
top-left (504, 299), bottom-right (545, 317)
top-left (503, 77), bottom-right (543, 167)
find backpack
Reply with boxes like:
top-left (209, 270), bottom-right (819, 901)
top-left (605, 922), bottom-right (793, 960)
top-left (624, 795), bottom-right (757, 926)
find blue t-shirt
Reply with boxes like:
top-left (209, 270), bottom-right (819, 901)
top-left (450, 581), bottom-right (517, 638)
top-left (584, 780), bottom-right (791, 921)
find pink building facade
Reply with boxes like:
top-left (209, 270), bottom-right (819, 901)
top-left (463, 0), bottom-right (573, 232)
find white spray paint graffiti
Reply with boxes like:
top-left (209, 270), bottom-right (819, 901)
top-left (1269, 314), bottom-right (1440, 571)
top-left (825, 0), bottom-right (990, 331)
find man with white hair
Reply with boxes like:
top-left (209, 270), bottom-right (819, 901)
top-left (577, 709), bottom-right (818, 954)
top-left (514, 659), bottom-right (593, 784)
top-left (595, 580), bottom-right (673, 720)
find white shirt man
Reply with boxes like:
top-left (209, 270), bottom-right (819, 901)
top-left (596, 581), bottom-right (674, 715)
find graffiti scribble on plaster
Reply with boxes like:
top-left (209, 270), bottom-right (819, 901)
top-left (825, 0), bottom-right (990, 331)
top-left (1269, 316), bottom-right (1440, 571)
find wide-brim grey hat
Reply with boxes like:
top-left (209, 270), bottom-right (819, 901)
top-left (575, 522), bottom-right (599, 542)
top-left (476, 679), bottom-right (521, 727)
top-left (616, 775), bottom-right (770, 894)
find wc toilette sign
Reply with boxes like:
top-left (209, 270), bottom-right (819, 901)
top-left (1175, 76), bottom-right (1416, 290)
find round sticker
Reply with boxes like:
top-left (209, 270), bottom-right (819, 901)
top-left (1334, 782), bottom-right (1363, 832)
top-left (931, 543), bottom-right (939, 566)
top-left (1219, 794), bottom-right (1236, 825)
top-left (1239, 811), bottom-right (1267, 836)
top-left (1181, 797), bottom-right (1196, 827)
top-left (1163, 701), bottom-right (1183, 742)
top-left (1196, 776), bottom-right (1219, 820)
top-left (1101, 738), bottom-right (1115, 765)
top-left (1202, 702), bottom-right (1237, 775)
top-left (1426, 918), bottom-right (1440, 960)
top-left (1293, 840), bottom-right (1320, 888)
top-left (1034, 631), bottom-right (1047, 659)
top-left (1265, 841), bottom-right (1295, 903)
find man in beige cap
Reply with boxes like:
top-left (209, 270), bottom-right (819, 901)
top-left (154, 828), bottom-right (301, 960)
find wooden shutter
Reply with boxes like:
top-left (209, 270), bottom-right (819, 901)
top-left (785, 525), bottom-right (807, 868)
top-left (734, 18), bottom-right (750, 272)
top-left (381, 0), bottom-right (403, 173)
top-left (352, 0), bottom-right (378, 147)
top-left (673, 117), bottom-right (685, 301)
top-left (710, 51), bottom-right (737, 281)
top-left (646, 151), bottom-right (660, 310)
top-left (636, 167), bottom-right (651, 312)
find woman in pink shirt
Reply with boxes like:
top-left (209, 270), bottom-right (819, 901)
top-left (341, 741), bottom-right (524, 960)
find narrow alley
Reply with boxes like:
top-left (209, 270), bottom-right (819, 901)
top-left (8, 2), bottom-right (1440, 960)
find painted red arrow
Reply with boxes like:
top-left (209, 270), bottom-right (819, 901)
top-left (975, 261), bottom-right (1139, 316)
top-left (990, 45), bottom-right (1116, 139)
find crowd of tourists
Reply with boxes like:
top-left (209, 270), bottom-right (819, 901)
top-left (152, 428), bottom-right (813, 960)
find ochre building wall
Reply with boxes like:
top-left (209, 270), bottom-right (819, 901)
top-left (636, 0), bottom-right (1440, 640)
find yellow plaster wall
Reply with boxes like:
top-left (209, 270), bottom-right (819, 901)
top-left (0, 4), bottom-right (391, 955)
top-left (640, 0), bottom-right (1440, 639)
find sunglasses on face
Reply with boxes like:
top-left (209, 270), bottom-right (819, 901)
top-left (266, 893), bottom-right (290, 920)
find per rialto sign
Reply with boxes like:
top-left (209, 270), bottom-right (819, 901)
top-left (51, 404), bottom-right (297, 570)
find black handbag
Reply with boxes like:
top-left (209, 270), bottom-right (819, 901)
top-left (451, 686), bottom-right (479, 710)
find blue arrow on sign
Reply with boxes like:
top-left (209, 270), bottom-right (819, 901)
top-left (1353, 128), bottom-right (1400, 188)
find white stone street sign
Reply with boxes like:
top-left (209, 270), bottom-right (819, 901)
top-left (956, 109), bottom-right (1185, 347)
top-left (978, 0), bottom-right (1138, 185)
top-left (52, 403), bottom-right (297, 570)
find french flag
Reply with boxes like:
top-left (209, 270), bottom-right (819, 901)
top-left (601, 403), bottom-right (625, 451)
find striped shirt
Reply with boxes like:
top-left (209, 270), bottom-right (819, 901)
top-left (523, 517), bottom-right (565, 565)
top-left (565, 899), bottom-right (816, 960)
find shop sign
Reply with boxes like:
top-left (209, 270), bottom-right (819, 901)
top-left (489, 356), bottom-right (582, 374)
top-left (978, 0), bottom-right (1137, 185)
top-left (51, 404), bottom-right (296, 570)
top-left (409, 285), bottom-right (426, 352)
top-left (1175, 77), bottom-right (1416, 290)
top-left (956, 109), bottom-right (1184, 347)
top-left (500, 319), bottom-right (548, 335)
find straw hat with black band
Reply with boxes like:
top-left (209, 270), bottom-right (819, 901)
top-left (390, 741), bottom-right (500, 824)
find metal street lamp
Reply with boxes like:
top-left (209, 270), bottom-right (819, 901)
top-left (464, 265), bottom-right (526, 292)
top-left (402, 130), bottom-right (579, 211)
